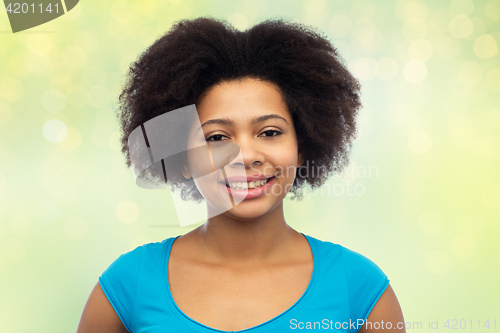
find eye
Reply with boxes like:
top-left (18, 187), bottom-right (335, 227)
top-left (205, 134), bottom-right (228, 142)
top-left (259, 129), bottom-right (282, 138)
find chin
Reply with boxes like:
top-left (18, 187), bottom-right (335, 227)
top-left (231, 196), bottom-right (285, 219)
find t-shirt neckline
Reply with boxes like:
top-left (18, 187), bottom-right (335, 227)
top-left (162, 233), bottom-right (317, 332)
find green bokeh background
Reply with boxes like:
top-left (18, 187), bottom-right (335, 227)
top-left (1, 0), bottom-right (499, 332)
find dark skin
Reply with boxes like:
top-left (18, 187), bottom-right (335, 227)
top-left (77, 78), bottom-right (405, 332)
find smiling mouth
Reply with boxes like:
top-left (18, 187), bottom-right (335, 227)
top-left (224, 177), bottom-right (275, 191)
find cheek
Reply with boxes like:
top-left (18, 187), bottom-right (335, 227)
top-left (267, 143), bottom-right (299, 179)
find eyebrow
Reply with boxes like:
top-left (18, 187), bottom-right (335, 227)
top-left (198, 114), bottom-right (289, 131)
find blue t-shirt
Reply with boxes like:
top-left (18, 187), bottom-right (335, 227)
top-left (99, 234), bottom-right (389, 332)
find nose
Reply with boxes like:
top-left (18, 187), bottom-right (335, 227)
top-left (230, 137), bottom-right (265, 169)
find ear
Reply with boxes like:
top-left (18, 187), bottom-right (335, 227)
top-left (181, 163), bottom-right (192, 180)
top-left (181, 154), bottom-right (192, 180)
top-left (297, 142), bottom-right (305, 168)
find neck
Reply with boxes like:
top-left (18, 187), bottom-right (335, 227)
top-left (192, 202), bottom-right (298, 266)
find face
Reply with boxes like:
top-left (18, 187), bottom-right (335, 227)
top-left (183, 77), bottom-right (304, 220)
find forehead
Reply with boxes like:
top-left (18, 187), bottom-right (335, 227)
top-left (195, 78), bottom-right (291, 122)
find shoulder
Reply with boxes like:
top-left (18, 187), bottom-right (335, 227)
top-left (339, 244), bottom-right (387, 278)
top-left (100, 236), bottom-right (176, 277)
top-left (303, 233), bottom-right (342, 260)
top-left (98, 236), bottom-right (177, 296)
top-left (304, 234), bottom-right (390, 325)
top-left (304, 234), bottom-right (387, 278)
top-left (97, 236), bottom-right (179, 331)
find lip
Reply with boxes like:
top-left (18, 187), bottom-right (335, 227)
top-left (221, 174), bottom-right (275, 183)
top-left (221, 176), bottom-right (276, 200)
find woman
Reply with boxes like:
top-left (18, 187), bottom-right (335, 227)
top-left (77, 17), bottom-right (405, 332)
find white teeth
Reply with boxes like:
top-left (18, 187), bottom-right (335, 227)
top-left (226, 178), bottom-right (270, 190)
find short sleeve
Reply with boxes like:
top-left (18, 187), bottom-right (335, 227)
top-left (341, 246), bottom-right (390, 332)
top-left (99, 246), bottom-right (142, 332)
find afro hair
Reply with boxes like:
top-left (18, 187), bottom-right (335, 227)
top-left (116, 16), bottom-right (362, 201)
